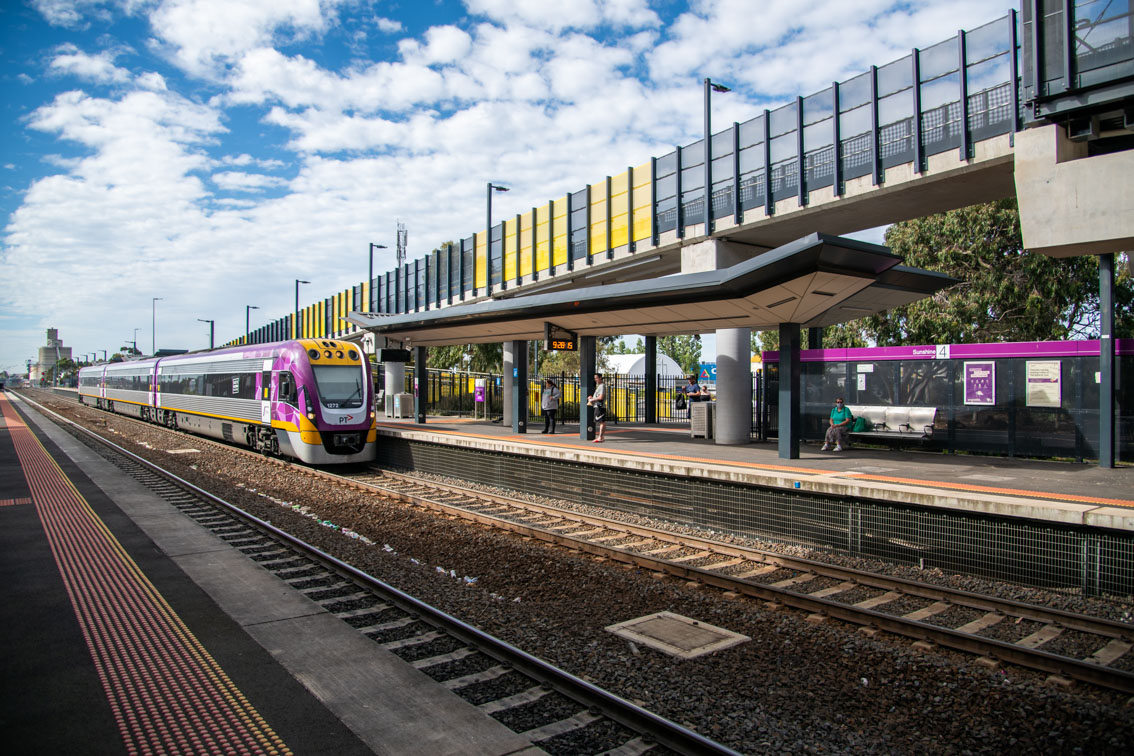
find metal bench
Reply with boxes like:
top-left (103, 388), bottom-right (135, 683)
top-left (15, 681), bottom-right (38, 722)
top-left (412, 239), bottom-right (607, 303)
top-left (846, 405), bottom-right (937, 441)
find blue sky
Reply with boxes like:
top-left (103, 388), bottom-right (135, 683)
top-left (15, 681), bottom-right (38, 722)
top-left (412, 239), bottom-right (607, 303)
top-left (0, 0), bottom-right (1008, 373)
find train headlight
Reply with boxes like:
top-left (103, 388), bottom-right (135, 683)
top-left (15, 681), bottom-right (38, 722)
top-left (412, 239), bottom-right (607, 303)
top-left (307, 412), bottom-right (315, 420)
top-left (308, 349), bottom-right (319, 359)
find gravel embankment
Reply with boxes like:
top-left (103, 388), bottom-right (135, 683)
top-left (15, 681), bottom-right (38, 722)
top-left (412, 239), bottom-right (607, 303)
top-left (25, 392), bottom-right (1134, 755)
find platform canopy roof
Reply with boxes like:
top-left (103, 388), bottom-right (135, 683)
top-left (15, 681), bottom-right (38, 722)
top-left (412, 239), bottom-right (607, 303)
top-left (347, 233), bottom-right (955, 347)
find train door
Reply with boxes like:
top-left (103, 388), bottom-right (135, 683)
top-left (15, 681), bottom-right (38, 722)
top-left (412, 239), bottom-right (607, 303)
top-left (261, 360), bottom-right (274, 425)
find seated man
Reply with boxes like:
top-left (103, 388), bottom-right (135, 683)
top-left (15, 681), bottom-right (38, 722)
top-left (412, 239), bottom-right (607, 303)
top-left (821, 397), bottom-right (852, 452)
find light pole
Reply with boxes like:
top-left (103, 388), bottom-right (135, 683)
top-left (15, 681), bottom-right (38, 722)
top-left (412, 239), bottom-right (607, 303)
top-left (704, 78), bottom-right (730, 233)
top-left (197, 318), bottom-right (215, 349)
top-left (295, 279), bottom-right (310, 339)
top-left (486, 183), bottom-right (509, 294)
top-left (132, 328), bottom-right (139, 355)
top-left (369, 242), bottom-right (387, 290)
top-left (99, 350), bottom-right (107, 361)
top-left (245, 306), bottom-right (259, 344)
top-left (152, 297), bottom-right (163, 355)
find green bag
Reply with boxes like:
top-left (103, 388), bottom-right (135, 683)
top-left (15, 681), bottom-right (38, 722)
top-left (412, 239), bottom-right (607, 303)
top-left (852, 416), bottom-right (871, 432)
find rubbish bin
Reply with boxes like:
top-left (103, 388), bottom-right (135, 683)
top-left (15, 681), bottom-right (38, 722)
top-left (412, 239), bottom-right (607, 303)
top-left (392, 393), bottom-right (414, 418)
top-left (690, 402), bottom-right (715, 439)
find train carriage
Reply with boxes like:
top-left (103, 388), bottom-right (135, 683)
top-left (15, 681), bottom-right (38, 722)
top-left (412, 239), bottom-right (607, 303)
top-left (78, 339), bottom-right (375, 465)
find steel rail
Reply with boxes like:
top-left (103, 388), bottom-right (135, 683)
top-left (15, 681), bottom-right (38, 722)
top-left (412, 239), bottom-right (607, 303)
top-left (15, 391), bottom-right (743, 756)
top-left (340, 468), bottom-right (1134, 695)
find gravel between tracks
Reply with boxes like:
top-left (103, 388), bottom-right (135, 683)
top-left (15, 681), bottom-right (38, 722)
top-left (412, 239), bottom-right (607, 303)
top-left (27, 392), bottom-right (1134, 755)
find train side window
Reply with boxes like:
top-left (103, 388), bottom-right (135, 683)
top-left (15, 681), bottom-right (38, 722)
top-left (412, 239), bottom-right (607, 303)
top-left (279, 372), bottom-right (297, 406)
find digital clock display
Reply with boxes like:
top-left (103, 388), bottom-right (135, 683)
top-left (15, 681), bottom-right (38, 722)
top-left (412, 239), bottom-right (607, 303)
top-left (549, 339), bottom-right (576, 351)
top-left (544, 322), bottom-right (579, 352)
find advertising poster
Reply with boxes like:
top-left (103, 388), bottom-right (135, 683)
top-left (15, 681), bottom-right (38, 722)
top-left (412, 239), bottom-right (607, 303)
top-left (1025, 360), bottom-right (1061, 407)
top-left (963, 361), bottom-right (995, 405)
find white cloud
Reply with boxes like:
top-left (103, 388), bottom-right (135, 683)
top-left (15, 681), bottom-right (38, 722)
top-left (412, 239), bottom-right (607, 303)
top-left (211, 170), bottom-right (286, 192)
top-left (48, 45), bottom-right (133, 84)
top-left (465, 0), bottom-right (659, 32)
top-left (375, 17), bottom-right (402, 34)
top-left (399, 25), bottom-right (472, 65)
top-left (147, 0), bottom-right (339, 77)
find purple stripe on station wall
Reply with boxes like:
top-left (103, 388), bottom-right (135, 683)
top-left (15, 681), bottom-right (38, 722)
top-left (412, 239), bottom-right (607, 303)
top-left (763, 339), bottom-right (1134, 363)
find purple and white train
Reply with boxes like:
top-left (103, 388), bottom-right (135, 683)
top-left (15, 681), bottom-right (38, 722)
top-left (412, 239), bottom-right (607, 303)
top-left (78, 338), bottom-right (376, 465)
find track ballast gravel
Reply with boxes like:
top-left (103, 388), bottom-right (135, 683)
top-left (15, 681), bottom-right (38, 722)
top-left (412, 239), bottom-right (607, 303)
top-left (27, 392), bottom-right (1134, 755)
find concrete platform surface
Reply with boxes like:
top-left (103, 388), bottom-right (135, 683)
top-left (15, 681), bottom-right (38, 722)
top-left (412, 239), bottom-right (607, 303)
top-left (1, 394), bottom-right (543, 756)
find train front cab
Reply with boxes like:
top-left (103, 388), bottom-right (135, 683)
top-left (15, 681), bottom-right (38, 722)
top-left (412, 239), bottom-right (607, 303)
top-left (270, 340), bottom-right (376, 465)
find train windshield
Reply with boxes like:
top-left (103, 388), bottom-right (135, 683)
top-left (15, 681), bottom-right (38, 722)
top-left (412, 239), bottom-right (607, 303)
top-left (311, 365), bottom-right (365, 408)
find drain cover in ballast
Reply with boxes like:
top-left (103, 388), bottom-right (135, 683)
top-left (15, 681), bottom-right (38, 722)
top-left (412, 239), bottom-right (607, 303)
top-left (605, 612), bottom-right (749, 659)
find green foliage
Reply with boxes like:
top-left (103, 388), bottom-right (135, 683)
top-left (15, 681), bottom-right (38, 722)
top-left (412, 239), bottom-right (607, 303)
top-left (657, 335), bottom-right (701, 373)
top-left (866, 199), bottom-right (1131, 344)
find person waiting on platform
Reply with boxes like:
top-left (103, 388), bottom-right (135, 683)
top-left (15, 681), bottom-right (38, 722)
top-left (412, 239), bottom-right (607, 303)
top-left (822, 397), bottom-right (853, 452)
top-left (681, 374), bottom-right (704, 417)
top-left (540, 379), bottom-right (561, 434)
top-left (587, 373), bottom-right (606, 443)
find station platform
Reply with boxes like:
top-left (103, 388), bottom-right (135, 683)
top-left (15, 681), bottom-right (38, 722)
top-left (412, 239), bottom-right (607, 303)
top-left (375, 415), bottom-right (1134, 533)
top-left (0, 392), bottom-right (543, 755)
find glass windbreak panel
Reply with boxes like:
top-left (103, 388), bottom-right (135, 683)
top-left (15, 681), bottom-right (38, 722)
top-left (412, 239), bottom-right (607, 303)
top-left (490, 224), bottom-right (502, 286)
top-left (768, 102), bottom-right (798, 136)
top-left (1074, 0), bottom-right (1134, 74)
top-left (803, 120), bottom-right (834, 151)
top-left (655, 172), bottom-right (677, 201)
top-left (738, 144), bottom-right (764, 174)
top-left (803, 88), bottom-right (834, 124)
top-left (877, 55), bottom-right (913, 95)
top-left (711, 153), bottom-right (734, 180)
top-left (312, 365), bottom-right (365, 408)
top-left (878, 90), bottom-right (914, 126)
top-left (462, 237), bottom-right (474, 291)
top-left (899, 360), bottom-right (951, 406)
top-left (417, 261), bottom-right (427, 305)
top-left (738, 115), bottom-right (764, 148)
top-left (849, 362), bottom-right (896, 405)
top-left (655, 195), bottom-right (678, 233)
top-left (1040, 0), bottom-right (1067, 90)
top-left (681, 139), bottom-right (704, 167)
top-left (681, 164), bottom-right (704, 190)
top-left (711, 129), bottom-right (733, 155)
top-left (921, 72), bottom-right (960, 110)
top-left (655, 150), bottom-right (677, 176)
top-left (839, 103), bottom-right (871, 136)
top-left (839, 71), bottom-right (872, 110)
top-left (966, 16), bottom-right (1010, 65)
top-left (769, 132), bottom-right (797, 163)
top-left (920, 38), bottom-right (959, 81)
top-left (966, 54), bottom-right (1011, 94)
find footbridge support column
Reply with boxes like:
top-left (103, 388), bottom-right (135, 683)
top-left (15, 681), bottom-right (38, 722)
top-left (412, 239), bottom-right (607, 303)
top-left (714, 328), bottom-right (751, 445)
top-left (503, 342), bottom-right (514, 427)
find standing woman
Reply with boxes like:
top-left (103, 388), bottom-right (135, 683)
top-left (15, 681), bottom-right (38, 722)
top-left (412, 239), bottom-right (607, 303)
top-left (587, 373), bottom-right (607, 443)
top-left (541, 379), bottom-right (561, 434)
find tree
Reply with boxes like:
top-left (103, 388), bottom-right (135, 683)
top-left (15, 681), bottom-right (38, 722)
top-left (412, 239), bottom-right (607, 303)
top-left (863, 199), bottom-right (1132, 345)
top-left (657, 335), bottom-right (701, 373)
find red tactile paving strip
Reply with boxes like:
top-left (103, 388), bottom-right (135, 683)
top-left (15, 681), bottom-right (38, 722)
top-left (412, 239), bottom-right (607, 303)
top-left (0, 497), bottom-right (33, 507)
top-left (0, 394), bottom-right (291, 755)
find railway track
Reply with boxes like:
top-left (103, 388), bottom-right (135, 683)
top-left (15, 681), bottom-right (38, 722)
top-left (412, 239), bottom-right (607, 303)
top-left (15, 390), bottom-right (739, 756)
top-left (337, 466), bottom-right (1134, 695)
top-left (22, 390), bottom-right (1134, 697)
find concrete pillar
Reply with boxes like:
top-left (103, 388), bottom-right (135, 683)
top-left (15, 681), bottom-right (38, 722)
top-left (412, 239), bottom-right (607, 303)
top-left (715, 328), bottom-right (752, 445)
top-left (807, 327), bottom-right (823, 350)
top-left (1015, 123), bottom-right (1134, 257)
top-left (511, 340), bottom-right (528, 434)
top-left (502, 342), bottom-right (513, 426)
top-left (778, 323), bottom-right (801, 459)
top-left (384, 361), bottom-right (404, 416)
